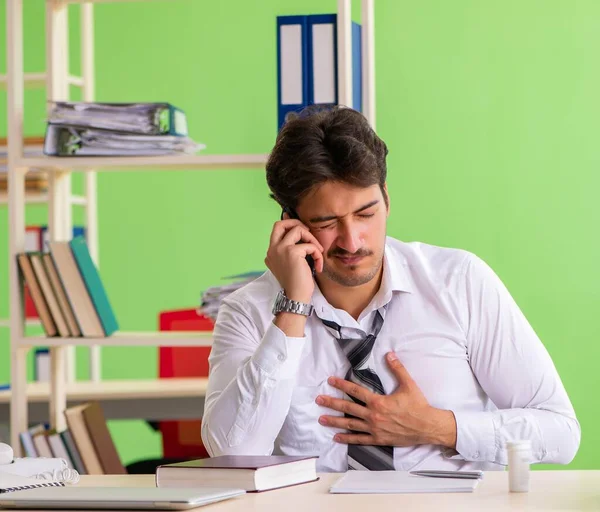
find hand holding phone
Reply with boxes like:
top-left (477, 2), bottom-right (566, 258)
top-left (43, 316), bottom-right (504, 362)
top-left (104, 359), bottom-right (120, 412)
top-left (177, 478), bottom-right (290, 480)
top-left (264, 209), bottom-right (324, 304)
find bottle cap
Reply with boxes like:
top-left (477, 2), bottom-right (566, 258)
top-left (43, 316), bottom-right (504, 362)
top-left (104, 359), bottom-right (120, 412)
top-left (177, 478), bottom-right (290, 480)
top-left (506, 440), bottom-right (532, 450)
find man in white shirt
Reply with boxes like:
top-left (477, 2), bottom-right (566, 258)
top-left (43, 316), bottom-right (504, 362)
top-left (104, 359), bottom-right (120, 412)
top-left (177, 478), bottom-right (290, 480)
top-left (201, 107), bottom-right (580, 472)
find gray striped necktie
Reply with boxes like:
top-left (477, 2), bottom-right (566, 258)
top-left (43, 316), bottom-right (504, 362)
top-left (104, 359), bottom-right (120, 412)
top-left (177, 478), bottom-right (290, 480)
top-left (321, 309), bottom-right (395, 471)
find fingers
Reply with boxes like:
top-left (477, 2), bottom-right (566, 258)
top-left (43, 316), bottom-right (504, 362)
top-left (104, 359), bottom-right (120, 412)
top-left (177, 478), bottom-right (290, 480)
top-left (319, 415), bottom-right (371, 433)
top-left (316, 395), bottom-right (369, 419)
top-left (327, 377), bottom-right (374, 405)
top-left (269, 219), bottom-right (305, 246)
top-left (300, 244), bottom-right (324, 273)
top-left (280, 225), bottom-right (324, 252)
top-left (333, 433), bottom-right (376, 445)
top-left (386, 352), bottom-right (415, 388)
top-left (270, 221), bottom-right (324, 252)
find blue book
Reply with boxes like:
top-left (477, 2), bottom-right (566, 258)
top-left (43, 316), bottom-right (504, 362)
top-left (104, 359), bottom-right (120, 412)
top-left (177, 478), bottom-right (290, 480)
top-left (68, 236), bottom-right (118, 336)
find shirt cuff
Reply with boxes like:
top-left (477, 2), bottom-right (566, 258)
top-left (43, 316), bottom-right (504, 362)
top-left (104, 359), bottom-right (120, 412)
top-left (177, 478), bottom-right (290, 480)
top-left (451, 410), bottom-right (497, 462)
top-left (250, 321), bottom-right (306, 379)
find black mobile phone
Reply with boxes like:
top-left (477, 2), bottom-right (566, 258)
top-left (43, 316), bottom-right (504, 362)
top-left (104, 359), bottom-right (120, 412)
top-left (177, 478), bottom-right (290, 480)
top-left (281, 207), bottom-right (316, 274)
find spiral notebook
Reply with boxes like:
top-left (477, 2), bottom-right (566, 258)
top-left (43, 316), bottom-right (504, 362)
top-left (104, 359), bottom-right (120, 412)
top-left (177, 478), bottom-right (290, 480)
top-left (0, 474), bottom-right (64, 494)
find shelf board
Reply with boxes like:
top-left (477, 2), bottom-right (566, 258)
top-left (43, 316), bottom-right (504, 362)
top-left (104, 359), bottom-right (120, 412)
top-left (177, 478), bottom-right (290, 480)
top-left (0, 72), bottom-right (45, 89)
top-left (0, 378), bottom-right (208, 403)
top-left (65, 0), bottom-right (153, 3)
top-left (18, 154), bottom-right (269, 172)
top-left (0, 193), bottom-right (87, 206)
top-left (20, 331), bottom-right (213, 348)
top-left (0, 73), bottom-right (83, 90)
top-left (0, 318), bottom-right (43, 328)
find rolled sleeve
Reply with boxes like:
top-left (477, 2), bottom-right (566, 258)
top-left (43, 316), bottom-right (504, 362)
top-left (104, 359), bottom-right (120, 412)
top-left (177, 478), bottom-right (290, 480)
top-left (452, 410), bottom-right (497, 462)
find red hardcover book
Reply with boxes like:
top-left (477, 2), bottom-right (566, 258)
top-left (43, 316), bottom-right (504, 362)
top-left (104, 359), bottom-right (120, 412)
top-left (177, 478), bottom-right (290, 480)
top-left (155, 455), bottom-right (319, 492)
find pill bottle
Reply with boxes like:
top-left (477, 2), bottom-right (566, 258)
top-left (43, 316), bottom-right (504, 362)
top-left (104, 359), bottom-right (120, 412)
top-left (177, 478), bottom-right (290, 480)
top-left (507, 440), bottom-right (532, 492)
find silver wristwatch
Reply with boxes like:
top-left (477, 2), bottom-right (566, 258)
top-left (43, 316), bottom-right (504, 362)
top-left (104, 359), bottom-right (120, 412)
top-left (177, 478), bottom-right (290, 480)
top-left (272, 290), bottom-right (314, 317)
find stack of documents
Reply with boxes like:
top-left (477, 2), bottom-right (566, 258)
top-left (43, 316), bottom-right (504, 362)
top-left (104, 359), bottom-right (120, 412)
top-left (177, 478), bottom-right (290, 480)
top-left (330, 471), bottom-right (481, 494)
top-left (199, 271), bottom-right (264, 319)
top-left (0, 137), bottom-right (47, 192)
top-left (43, 102), bottom-right (205, 157)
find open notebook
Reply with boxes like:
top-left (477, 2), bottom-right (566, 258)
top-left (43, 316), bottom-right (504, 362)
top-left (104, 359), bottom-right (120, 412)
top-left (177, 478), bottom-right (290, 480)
top-left (0, 474), bottom-right (64, 494)
top-left (330, 471), bottom-right (480, 494)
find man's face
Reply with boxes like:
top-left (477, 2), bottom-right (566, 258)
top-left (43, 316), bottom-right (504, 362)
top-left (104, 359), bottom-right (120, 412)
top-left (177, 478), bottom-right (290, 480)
top-left (296, 182), bottom-right (389, 287)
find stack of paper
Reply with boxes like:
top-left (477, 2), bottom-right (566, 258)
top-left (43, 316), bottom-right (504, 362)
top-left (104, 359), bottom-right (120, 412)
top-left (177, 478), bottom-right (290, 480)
top-left (0, 137), bottom-right (47, 192)
top-left (43, 102), bottom-right (205, 157)
top-left (329, 471), bottom-right (481, 494)
top-left (199, 272), bottom-right (264, 319)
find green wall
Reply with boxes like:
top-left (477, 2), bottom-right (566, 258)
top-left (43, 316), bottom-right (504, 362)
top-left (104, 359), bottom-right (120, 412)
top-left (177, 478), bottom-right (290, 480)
top-left (1, 0), bottom-right (598, 468)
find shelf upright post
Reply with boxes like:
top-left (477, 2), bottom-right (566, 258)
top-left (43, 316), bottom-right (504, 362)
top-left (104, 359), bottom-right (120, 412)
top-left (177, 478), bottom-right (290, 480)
top-left (46, 0), bottom-right (71, 432)
top-left (81, 1), bottom-right (101, 383)
top-left (337, 0), bottom-right (353, 108)
top-left (7, 0), bottom-right (28, 456)
top-left (361, 0), bottom-right (376, 129)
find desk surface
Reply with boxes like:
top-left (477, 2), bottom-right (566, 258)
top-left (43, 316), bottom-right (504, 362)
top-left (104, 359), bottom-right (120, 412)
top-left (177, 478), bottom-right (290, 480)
top-left (0, 378), bottom-right (208, 403)
top-left (62, 471), bottom-right (599, 511)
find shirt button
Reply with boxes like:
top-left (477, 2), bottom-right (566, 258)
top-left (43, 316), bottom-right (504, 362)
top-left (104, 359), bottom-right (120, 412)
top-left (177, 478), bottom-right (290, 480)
top-left (278, 354), bottom-right (286, 361)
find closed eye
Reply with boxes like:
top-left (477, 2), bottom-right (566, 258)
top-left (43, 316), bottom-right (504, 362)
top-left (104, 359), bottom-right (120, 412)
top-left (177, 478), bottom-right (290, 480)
top-left (313, 222), bottom-right (337, 231)
top-left (357, 213), bottom-right (374, 218)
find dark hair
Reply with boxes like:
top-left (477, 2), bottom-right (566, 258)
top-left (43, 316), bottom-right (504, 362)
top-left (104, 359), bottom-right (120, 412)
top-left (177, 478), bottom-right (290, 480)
top-left (266, 106), bottom-right (389, 212)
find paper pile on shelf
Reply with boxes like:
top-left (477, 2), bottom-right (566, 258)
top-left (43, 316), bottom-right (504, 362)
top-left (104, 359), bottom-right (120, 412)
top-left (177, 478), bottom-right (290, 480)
top-left (43, 102), bottom-right (205, 157)
top-left (0, 137), bottom-right (47, 192)
top-left (199, 271), bottom-right (264, 319)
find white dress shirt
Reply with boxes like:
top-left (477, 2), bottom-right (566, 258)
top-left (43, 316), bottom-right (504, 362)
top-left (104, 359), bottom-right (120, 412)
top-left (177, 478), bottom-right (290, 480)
top-left (201, 237), bottom-right (580, 472)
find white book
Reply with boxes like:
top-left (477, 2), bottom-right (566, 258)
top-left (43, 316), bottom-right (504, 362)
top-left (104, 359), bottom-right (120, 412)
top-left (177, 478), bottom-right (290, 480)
top-left (329, 471), bottom-right (480, 494)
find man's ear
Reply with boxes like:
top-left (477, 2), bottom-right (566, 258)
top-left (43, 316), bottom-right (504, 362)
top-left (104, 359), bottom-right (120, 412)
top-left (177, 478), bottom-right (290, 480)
top-left (383, 183), bottom-right (391, 217)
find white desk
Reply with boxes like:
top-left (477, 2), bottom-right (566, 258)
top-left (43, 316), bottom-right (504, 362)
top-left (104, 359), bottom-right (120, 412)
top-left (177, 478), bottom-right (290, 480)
top-left (0, 378), bottom-right (208, 423)
top-left (52, 471), bottom-right (600, 511)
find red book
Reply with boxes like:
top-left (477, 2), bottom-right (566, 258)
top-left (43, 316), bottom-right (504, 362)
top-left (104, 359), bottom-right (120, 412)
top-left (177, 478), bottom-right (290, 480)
top-left (155, 455), bottom-right (318, 492)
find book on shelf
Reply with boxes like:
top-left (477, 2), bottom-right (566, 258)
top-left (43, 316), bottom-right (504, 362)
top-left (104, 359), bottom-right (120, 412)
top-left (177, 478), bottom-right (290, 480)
top-left (42, 253), bottom-right (81, 337)
top-left (16, 423), bottom-right (80, 472)
top-left (69, 237), bottom-right (118, 336)
top-left (156, 455), bottom-right (319, 493)
top-left (29, 253), bottom-right (70, 337)
top-left (63, 402), bottom-right (125, 475)
top-left (22, 225), bottom-right (85, 322)
top-left (46, 236), bottom-right (118, 337)
top-left (63, 404), bottom-right (104, 475)
top-left (34, 348), bottom-right (50, 382)
top-left (17, 234), bottom-right (117, 338)
top-left (80, 402), bottom-right (126, 475)
top-left (16, 253), bottom-right (57, 337)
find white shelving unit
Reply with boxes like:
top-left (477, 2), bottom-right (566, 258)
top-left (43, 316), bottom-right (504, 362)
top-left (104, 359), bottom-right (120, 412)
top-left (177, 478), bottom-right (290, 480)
top-left (0, 11), bottom-right (101, 387)
top-left (6, 0), bottom-right (376, 456)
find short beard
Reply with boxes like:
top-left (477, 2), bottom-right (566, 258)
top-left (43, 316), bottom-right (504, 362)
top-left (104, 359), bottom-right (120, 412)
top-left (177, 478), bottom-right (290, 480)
top-left (322, 255), bottom-right (383, 287)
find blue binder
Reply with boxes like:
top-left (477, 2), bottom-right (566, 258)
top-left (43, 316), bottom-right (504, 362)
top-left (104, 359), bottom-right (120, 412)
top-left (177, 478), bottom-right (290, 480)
top-left (277, 16), bottom-right (309, 130)
top-left (277, 14), bottom-right (362, 130)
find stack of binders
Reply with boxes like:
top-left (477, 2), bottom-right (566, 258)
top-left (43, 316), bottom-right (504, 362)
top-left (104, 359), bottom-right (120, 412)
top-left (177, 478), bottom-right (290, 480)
top-left (43, 102), bottom-right (205, 157)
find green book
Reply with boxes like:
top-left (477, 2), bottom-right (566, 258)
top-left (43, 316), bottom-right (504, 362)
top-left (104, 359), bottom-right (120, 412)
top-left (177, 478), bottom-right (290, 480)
top-left (69, 236), bottom-right (118, 336)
